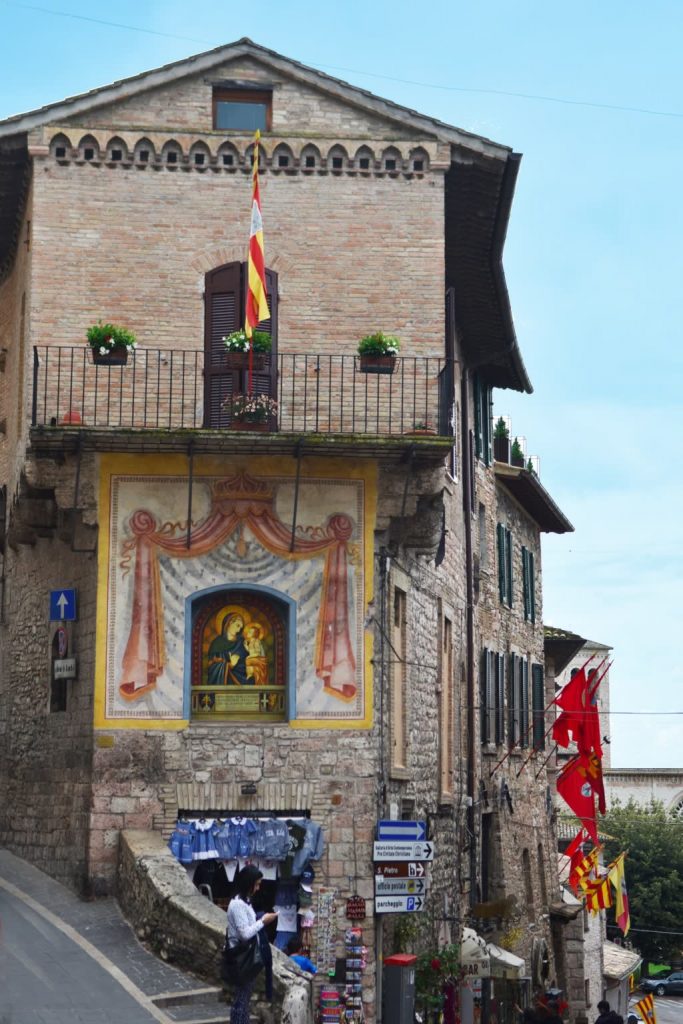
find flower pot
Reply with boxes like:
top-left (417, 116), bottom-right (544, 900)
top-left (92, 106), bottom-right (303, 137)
top-left (90, 345), bottom-right (129, 366)
top-left (224, 352), bottom-right (267, 371)
top-left (359, 355), bottom-right (397, 375)
top-left (230, 418), bottom-right (269, 432)
top-left (494, 436), bottom-right (511, 462)
top-left (511, 451), bottom-right (525, 468)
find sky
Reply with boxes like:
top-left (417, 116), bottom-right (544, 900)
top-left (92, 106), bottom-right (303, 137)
top-left (1, 0), bottom-right (681, 769)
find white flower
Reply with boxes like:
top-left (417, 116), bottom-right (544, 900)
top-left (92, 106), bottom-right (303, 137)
top-left (99, 346), bottom-right (107, 355)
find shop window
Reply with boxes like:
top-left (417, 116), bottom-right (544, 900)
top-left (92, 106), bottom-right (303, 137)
top-left (439, 614), bottom-right (454, 798)
top-left (213, 88), bottom-right (272, 131)
top-left (191, 588), bottom-right (289, 722)
top-left (391, 587), bottom-right (407, 772)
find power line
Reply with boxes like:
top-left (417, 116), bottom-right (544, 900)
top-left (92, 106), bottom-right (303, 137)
top-left (3, 0), bottom-right (683, 123)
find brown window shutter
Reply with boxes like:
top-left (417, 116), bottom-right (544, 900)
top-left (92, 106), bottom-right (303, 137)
top-left (246, 267), bottom-right (278, 408)
top-left (204, 261), bottom-right (243, 428)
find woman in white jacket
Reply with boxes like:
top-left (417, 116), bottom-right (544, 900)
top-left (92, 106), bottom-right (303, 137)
top-left (226, 865), bottom-right (278, 1024)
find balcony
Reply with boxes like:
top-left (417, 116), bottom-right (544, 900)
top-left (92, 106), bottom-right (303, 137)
top-left (30, 346), bottom-right (455, 462)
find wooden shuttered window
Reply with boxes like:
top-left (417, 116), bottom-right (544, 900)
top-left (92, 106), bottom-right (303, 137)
top-left (481, 648), bottom-right (495, 744)
top-left (522, 546), bottom-right (536, 623)
top-left (473, 374), bottom-right (492, 466)
top-left (203, 262), bottom-right (278, 428)
top-left (532, 663), bottom-right (545, 750)
top-left (495, 652), bottom-right (505, 746)
top-left (508, 653), bottom-right (520, 748)
top-left (520, 658), bottom-right (529, 749)
top-left (497, 524), bottom-right (513, 607)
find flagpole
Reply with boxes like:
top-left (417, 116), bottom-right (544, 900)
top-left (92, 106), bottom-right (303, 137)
top-left (534, 743), bottom-right (559, 780)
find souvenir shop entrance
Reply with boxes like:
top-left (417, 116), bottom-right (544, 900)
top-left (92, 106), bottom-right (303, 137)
top-left (168, 810), bottom-right (324, 954)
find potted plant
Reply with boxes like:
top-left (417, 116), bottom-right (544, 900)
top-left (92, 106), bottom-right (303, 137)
top-left (225, 392), bottom-right (278, 432)
top-left (357, 332), bottom-right (400, 374)
top-left (86, 321), bottom-right (137, 365)
top-left (511, 436), bottom-right (525, 467)
top-left (404, 420), bottom-right (436, 436)
top-left (493, 416), bottom-right (510, 462)
top-left (222, 329), bottom-right (272, 370)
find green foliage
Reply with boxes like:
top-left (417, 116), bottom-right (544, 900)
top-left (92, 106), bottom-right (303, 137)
top-left (415, 944), bottom-right (461, 1016)
top-left (223, 329), bottom-right (272, 353)
top-left (601, 800), bottom-right (683, 964)
top-left (511, 437), bottom-right (523, 461)
top-left (86, 321), bottom-right (137, 352)
top-left (526, 458), bottom-right (535, 474)
top-left (357, 332), bottom-right (401, 356)
top-left (392, 913), bottom-right (420, 953)
top-left (494, 416), bottom-right (509, 439)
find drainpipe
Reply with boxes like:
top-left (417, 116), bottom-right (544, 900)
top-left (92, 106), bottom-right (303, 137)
top-left (460, 371), bottom-right (477, 911)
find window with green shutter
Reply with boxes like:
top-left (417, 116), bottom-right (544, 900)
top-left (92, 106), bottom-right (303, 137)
top-left (473, 374), bottom-right (492, 466)
top-left (532, 663), bottom-right (545, 750)
top-left (495, 653), bottom-right (505, 746)
top-left (498, 524), bottom-right (513, 607)
top-left (480, 648), bottom-right (495, 744)
top-left (508, 653), bottom-right (519, 747)
top-left (522, 547), bottom-right (536, 623)
top-left (520, 658), bottom-right (529, 748)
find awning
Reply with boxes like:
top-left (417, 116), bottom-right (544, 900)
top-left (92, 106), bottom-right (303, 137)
top-left (461, 929), bottom-right (527, 980)
top-left (461, 928), bottom-right (491, 978)
top-left (487, 942), bottom-right (526, 980)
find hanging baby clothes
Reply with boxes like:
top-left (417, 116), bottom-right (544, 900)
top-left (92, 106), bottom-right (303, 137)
top-left (192, 819), bottom-right (219, 860)
top-left (279, 819), bottom-right (307, 879)
top-left (168, 820), bottom-right (196, 865)
top-left (292, 820), bottom-right (324, 876)
top-left (254, 818), bottom-right (290, 860)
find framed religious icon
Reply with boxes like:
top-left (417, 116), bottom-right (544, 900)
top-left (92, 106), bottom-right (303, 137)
top-left (191, 590), bottom-right (287, 721)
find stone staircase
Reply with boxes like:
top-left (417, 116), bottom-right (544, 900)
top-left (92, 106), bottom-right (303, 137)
top-left (151, 985), bottom-right (261, 1023)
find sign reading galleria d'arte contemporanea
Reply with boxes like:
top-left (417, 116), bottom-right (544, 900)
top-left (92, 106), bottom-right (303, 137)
top-left (100, 461), bottom-right (373, 726)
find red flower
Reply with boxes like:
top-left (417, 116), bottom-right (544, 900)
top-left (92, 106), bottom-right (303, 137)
top-left (431, 958), bottom-right (441, 971)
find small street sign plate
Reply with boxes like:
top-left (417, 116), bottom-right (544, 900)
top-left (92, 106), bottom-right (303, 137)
top-left (375, 895), bottom-right (425, 914)
top-left (53, 658), bottom-right (77, 680)
top-left (377, 820), bottom-right (427, 842)
top-left (373, 841), bottom-right (434, 862)
top-left (374, 862), bottom-right (427, 878)
top-left (50, 589), bottom-right (77, 622)
top-left (374, 876), bottom-right (426, 896)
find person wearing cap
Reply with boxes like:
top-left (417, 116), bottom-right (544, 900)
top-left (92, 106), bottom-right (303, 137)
top-left (285, 935), bottom-right (317, 974)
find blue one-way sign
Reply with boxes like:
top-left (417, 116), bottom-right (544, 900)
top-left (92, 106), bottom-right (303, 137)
top-left (50, 589), bottom-right (77, 622)
top-left (378, 820), bottom-right (427, 842)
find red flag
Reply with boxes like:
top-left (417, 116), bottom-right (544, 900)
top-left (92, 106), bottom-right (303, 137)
top-left (552, 665), bottom-right (590, 748)
top-left (565, 829), bottom-right (588, 891)
top-left (556, 755), bottom-right (599, 843)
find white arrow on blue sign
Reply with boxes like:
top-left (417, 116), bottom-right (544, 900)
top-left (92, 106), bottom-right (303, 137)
top-left (50, 589), bottom-right (77, 622)
top-left (378, 820), bottom-right (427, 842)
top-left (374, 894), bottom-right (425, 914)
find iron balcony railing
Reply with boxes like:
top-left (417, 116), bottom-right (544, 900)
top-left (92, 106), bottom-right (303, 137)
top-left (31, 346), bottom-right (455, 437)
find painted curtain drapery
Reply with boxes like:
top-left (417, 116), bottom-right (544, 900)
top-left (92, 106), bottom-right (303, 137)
top-left (118, 473), bottom-right (357, 704)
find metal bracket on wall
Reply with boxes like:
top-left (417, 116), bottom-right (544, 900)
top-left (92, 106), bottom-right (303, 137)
top-left (289, 439), bottom-right (304, 552)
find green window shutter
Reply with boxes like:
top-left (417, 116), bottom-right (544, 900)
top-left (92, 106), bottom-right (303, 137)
top-left (508, 653), bottom-right (516, 746)
top-left (481, 647), bottom-right (491, 744)
top-left (529, 551), bottom-right (536, 624)
top-left (485, 386), bottom-right (493, 466)
top-left (520, 659), bottom-right (529, 749)
top-left (473, 376), bottom-right (482, 458)
top-left (497, 524), bottom-right (505, 603)
top-left (522, 546), bottom-right (530, 620)
top-left (532, 664), bottom-right (545, 750)
top-left (506, 528), bottom-right (513, 608)
top-left (495, 653), bottom-right (505, 745)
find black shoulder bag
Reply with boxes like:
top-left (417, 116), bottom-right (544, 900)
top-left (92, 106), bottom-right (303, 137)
top-left (221, 934), bottom-right (264, 988)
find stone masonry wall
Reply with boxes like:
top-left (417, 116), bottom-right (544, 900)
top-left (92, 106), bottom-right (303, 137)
top-left (471, 461), bottom-right (560, 980)
top-left (0, 459), bottom-right (98, 890)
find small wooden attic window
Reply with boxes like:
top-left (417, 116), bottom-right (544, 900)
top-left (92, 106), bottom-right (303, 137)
top-left (213, 88), bottom-right (272, 131)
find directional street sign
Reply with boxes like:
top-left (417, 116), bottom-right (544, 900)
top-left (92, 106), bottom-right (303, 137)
top-left (374, 876), bottom-right (426, 897)
top-left (375, 862), bottom-right (426, 878)
top-left (50, 588), bottom-right (77, 622)
top-left (373, 841), bottom-right (434, 862)
top-left (377, 820), bottom-right (427, 842)
top-left (375, 895), bottom-right (425, 914)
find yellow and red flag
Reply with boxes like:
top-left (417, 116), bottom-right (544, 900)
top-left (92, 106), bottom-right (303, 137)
top-left (583, 873), bottom-right (613, 914)
top-left (635, 993), bottom-right (656, 1024)
top-left (607, 852), bottom-right (631, 935)
top-left (245, 130), bottom-right (270, 341)
top-left (574, 845), bottom-right (602, 893)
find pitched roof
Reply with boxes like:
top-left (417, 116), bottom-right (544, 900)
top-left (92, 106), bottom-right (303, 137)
top-left (495, 464), bottom-right (573, 532)
top-left (0, 37), bottom-right (511, 156)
